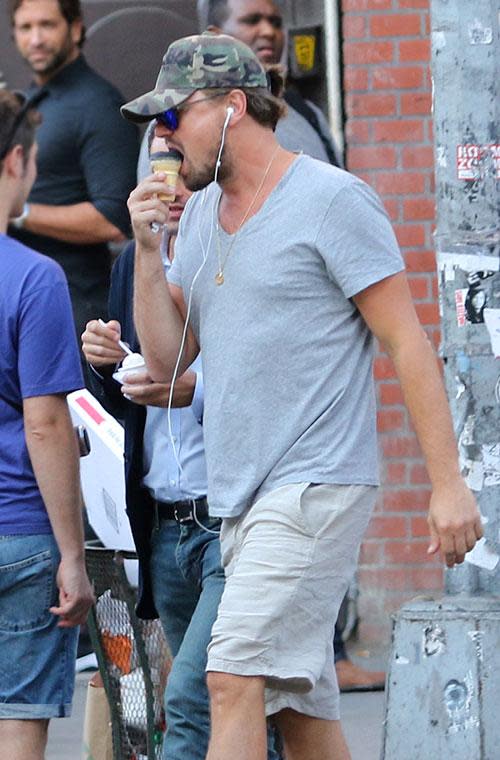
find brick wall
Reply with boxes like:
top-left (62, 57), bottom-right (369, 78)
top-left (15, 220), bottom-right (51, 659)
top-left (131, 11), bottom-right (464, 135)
top-left (341, 0), bottom-right (443, 643)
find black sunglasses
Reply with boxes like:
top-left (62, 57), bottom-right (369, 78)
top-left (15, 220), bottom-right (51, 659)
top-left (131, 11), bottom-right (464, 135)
top-left (155, 92), bottom-right (227, 131)
top-left (0, 89), bottom-right (47, 162)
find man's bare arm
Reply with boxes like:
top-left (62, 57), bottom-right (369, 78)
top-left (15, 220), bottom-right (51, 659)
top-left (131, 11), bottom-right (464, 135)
top-left (130, 174), bottom-right (199, 382)
top-left (24, 394), bottom-right (94, 626)
top-left (354, 271), bottom-right (483, 567)
top-left (22, 201), bottom-right (125, 245)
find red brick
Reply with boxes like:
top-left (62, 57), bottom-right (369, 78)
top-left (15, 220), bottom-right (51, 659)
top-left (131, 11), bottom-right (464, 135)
top-left (342, 0), bottom-right (392, 9)
top-left (410, 465), bottom-right (430, 485)
top-left (402, 145), bottom-right (434, 169)
top-left (377, 409), bottom-right (405, 432)
top-left (347, 93), bottom-right (397, 117)
top-left (379, 382), bottom-right (404, 405)
top-left (347, 146), bottom-right (397, 170)
top-left (399, 39), bottom-right (431, 62)
top-left (383, 199), bottom-right (400, 221)
top-left (359, 567), bottom-right (411, 590)
top-left (375, 172), bottom-right (426, 195)
top-left (398, 0), bottom-right (429, 7)
top-left (374, 355), bottom-right (397, 380)
top-left (382, 436), bottom-right (421, 458)
top-left (370, 14), bottom-right (421, 37)
top-left (404, 198), bottom-right (435, 220)
top-left (394, 224), bottom-right (426, 247)
top-left (383, 488), bottom-right (430, 512)
top-left (411, 515), bottom-right (429, 536)
top-left (345, 120), bottom-right (371, 144)
top-left (415, 302), bottom-right (439, 325)
top-left (401, 93), bottom-right (432, 115)
top-left (384, 539), bottom-right (430, 563)
top-left (408, 276), bottom-right (429, 299)
top-left (343, 14), bottom-right (366, 38)
top-left (344, 41), bottom-right (394, 65)
top-left (373, 119), bottom-right (424, 143)
top-left (372, 65), bottom-right (424, 89)
top-left (409, 567), bottom-right (443, 591)
top-left (386, 462), bottom-right (407, 484)
top-left (344, 67), bottom-right (369, 90)
top-left (404, 249), bottom-right (436, 272)
top-left (367, 515), bottom-right (408, 539)
top-left (359, 541), bottom-right (384, 565)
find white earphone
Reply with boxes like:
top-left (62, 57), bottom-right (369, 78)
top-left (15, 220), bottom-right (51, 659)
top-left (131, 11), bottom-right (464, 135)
top-left (225, 105), bottom-right (234, 124)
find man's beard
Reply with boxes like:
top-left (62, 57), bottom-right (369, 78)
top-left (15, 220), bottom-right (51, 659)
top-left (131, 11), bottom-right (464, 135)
top-left (27, 34), bottom-right (75, 78)
top-left (184, 144), bottom-right (232, 192)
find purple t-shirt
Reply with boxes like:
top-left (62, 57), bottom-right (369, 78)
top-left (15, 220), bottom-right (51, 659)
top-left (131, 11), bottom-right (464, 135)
top-left (0, 234), bottom-right (84, 534)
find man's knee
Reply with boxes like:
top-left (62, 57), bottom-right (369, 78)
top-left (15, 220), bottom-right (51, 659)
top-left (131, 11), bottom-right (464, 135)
top-left (207, 671), bottom-right (265, 709)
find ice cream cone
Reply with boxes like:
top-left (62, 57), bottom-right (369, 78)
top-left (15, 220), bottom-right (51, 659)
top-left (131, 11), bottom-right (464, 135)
top-left (150, 149), bottom-right (182, 201)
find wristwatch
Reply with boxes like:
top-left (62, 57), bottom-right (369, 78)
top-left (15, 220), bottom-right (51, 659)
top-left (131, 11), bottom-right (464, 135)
top-left (10, 202), bottom-right (30, 229)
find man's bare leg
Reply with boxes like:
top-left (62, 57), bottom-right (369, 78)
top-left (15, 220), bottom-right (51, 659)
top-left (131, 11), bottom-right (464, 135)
top-left (206, 672), bottom-right (267, 760)
top-left (0, 719), bottom-right (49, 760)
top-left (275, 709), bottom-right (351, 760)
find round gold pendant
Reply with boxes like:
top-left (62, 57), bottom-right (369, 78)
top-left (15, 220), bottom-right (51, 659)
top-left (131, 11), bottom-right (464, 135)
top-left (215, 271), bottom-right (224, 285)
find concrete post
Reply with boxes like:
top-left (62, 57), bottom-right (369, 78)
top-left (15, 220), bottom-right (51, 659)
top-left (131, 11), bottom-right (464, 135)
top-left (382, 2), bottom-right (500, 756)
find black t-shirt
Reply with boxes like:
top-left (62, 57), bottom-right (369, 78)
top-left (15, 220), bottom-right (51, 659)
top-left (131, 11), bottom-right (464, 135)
top-left (11, 56), bottom-right (139, 336)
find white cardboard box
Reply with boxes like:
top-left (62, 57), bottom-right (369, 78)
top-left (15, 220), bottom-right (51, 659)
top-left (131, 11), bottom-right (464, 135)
top-left (68, 389), bottom-right (135, 551)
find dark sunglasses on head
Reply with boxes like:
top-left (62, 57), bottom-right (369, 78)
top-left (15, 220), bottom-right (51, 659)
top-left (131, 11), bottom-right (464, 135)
top-left (0, 89), bottom-right (47, 162)
top-left (155, 92), bottom-right (227, 131)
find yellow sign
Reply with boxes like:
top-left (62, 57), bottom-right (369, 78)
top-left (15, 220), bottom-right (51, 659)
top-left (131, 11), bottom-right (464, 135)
top-left (293, 35), bottom-right (316, 72)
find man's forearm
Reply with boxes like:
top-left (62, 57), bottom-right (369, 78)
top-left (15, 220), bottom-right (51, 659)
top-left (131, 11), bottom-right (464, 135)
top-left (388, 330), bottom-right (460, 487)
top-left (134, 242), bottom-right (198, 382)
top-left (24, 395), bottom-right (86, 560)
top-left (22, 202), bottom-right (125, 245)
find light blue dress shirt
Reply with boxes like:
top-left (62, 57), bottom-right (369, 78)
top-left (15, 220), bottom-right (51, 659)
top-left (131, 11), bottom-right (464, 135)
top-left (141, 246), bottom-right (207, 501)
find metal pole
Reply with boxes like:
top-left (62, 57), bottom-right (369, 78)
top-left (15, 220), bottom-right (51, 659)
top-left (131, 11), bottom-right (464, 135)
top-left (382, 2), bottom-right (500, 756)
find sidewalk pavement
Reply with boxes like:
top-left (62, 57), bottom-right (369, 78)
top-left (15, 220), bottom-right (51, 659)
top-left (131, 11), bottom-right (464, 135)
top-left (46, 649), bottom-right (388, 760)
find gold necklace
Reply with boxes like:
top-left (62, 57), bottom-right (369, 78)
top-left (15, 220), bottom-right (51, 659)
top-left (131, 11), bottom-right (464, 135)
top-left (215, 144), bottom-right (280, 285)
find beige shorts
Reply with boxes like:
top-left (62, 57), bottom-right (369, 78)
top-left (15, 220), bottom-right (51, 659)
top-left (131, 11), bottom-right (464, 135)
top-left (206, 482), bottom-right (377, 720)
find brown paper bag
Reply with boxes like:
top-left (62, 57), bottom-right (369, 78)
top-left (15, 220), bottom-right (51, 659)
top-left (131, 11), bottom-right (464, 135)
top-left (81, 673), bottom-right (113, 760)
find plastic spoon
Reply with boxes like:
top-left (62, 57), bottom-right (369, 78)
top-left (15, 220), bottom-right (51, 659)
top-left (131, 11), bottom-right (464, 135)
top-left (98, 318), bottom-right (133, 355)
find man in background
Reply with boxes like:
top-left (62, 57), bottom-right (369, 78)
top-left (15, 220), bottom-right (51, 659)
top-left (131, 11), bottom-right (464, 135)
top-left (7, 0), bottom-right (138, 363)
top-left (0, 88), bottom-right (93, 760)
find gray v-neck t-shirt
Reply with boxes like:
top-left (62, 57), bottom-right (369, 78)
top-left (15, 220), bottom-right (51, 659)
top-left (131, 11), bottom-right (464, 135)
top-left (169, 155), bottom-right (404, 518)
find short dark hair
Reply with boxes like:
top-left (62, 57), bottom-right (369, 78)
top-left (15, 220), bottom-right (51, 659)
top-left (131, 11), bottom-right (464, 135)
top-left (8, 0), bottom-right (86, 47)
top-left (0, 90), bottom-right (41, 170)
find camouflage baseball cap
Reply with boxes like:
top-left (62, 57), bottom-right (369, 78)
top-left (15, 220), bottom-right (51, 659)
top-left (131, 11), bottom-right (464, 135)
top-left (121, 31), bottom-right (268, 123)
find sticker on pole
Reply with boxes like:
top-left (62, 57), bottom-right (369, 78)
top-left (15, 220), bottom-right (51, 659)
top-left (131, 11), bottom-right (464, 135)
top-left (456, 144), bottom-right (500, 181)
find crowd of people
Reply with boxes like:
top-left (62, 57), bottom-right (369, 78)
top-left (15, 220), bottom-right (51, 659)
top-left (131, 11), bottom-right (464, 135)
top-left (0, 1), bottom-right (483, 759)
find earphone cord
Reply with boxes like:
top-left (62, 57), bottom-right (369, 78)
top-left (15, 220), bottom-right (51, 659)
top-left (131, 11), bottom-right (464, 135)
top-left (164, 107), bottom-right (232, 536)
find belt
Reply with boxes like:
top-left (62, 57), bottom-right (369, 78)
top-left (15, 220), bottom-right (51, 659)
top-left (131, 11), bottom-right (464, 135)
top-left (154, 496), bottom-right (209, 524)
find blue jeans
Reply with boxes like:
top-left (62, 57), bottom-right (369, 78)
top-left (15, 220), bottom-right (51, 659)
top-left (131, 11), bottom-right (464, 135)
top-left (149, 515), bottom-right (281, 760)
top-left (0, 534), bottom-right (78, 718)
top-left (150, 515), bottom-right (223, 760)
